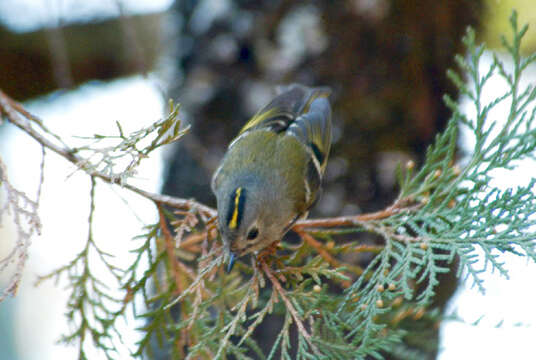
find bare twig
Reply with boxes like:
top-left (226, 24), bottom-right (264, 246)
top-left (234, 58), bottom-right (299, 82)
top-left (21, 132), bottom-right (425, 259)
top-left (0, 89), bottom-right (216, 218)
top-left (294, 198), bottom-right (420, 230)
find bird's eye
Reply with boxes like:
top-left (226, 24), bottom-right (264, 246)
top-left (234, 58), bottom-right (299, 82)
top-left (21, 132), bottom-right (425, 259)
top-left (246, 227), bottom-right (259, 241)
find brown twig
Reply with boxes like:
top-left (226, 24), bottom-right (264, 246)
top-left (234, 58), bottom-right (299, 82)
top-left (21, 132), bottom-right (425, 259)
top-left (298, 230), bottom-right (343, 268)
top-left (261, 261), bottom-right (321, 356)
top-left (179, 232), bottom-right (207, 251)
top-left (297, 230), bottom-right (356, 286)
top-left (157, 203), bottom-right (183, 295)
top-left (352, 244), bottom-right (385, 253)
top-left (294, 199), bottom-right (419, 230)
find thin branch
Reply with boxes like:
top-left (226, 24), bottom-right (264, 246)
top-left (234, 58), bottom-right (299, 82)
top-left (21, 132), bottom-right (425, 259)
top-left (36, 146), bottom-right (46, 206)
top-left (0, 89), bottom-right (216, 218)
top-left (261, 261), bottom-right (321, 356)
top-left (157, 203), bottom-right (184, 294)
top-left (294, 198), bottom-right (420, 230)
top-left (297, 230), bottom-right (358, 284)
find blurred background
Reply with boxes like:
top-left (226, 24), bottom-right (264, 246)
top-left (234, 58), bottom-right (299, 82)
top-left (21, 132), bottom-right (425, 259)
top-left (1, 0), bottom-right (536, 359)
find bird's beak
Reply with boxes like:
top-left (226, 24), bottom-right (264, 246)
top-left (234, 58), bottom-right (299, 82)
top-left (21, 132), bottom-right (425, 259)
top-left (227, 252), bottom-right (237, 273)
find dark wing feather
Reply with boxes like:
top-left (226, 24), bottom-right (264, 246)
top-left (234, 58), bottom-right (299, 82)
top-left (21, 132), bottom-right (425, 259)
top-left (287, 96), bottom-right (332, 210)
top-left (286, 96), bottom-right (332, 174)
top-left (238, 84), bottom-right (331, 135)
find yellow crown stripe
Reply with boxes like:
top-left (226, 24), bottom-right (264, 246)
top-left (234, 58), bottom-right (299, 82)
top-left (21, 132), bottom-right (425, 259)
top-left (228, 187), bottom-right (243, 230)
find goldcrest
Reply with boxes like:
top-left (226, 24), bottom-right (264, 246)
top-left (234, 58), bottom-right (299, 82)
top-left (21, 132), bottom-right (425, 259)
top-left (211, 84), bottom-right (332, 271)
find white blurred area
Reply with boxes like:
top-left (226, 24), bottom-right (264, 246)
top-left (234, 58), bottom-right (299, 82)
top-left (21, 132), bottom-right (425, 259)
top-left (438, 52), bottom-right (536, 359)
top-left (0, 76), bottom-right (166, 359)
top-left (0, 0), bottom-right (173, 32)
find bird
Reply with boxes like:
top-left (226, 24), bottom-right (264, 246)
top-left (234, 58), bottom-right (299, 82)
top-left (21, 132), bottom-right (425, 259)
top-left (211, 84), bottom-right (332, 272)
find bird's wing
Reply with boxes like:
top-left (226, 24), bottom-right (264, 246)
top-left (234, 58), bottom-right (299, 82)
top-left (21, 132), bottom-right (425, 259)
top-left (286, 95), bottom-right (332, 174)
top-left (238, 84), bottom-right (331, 136)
